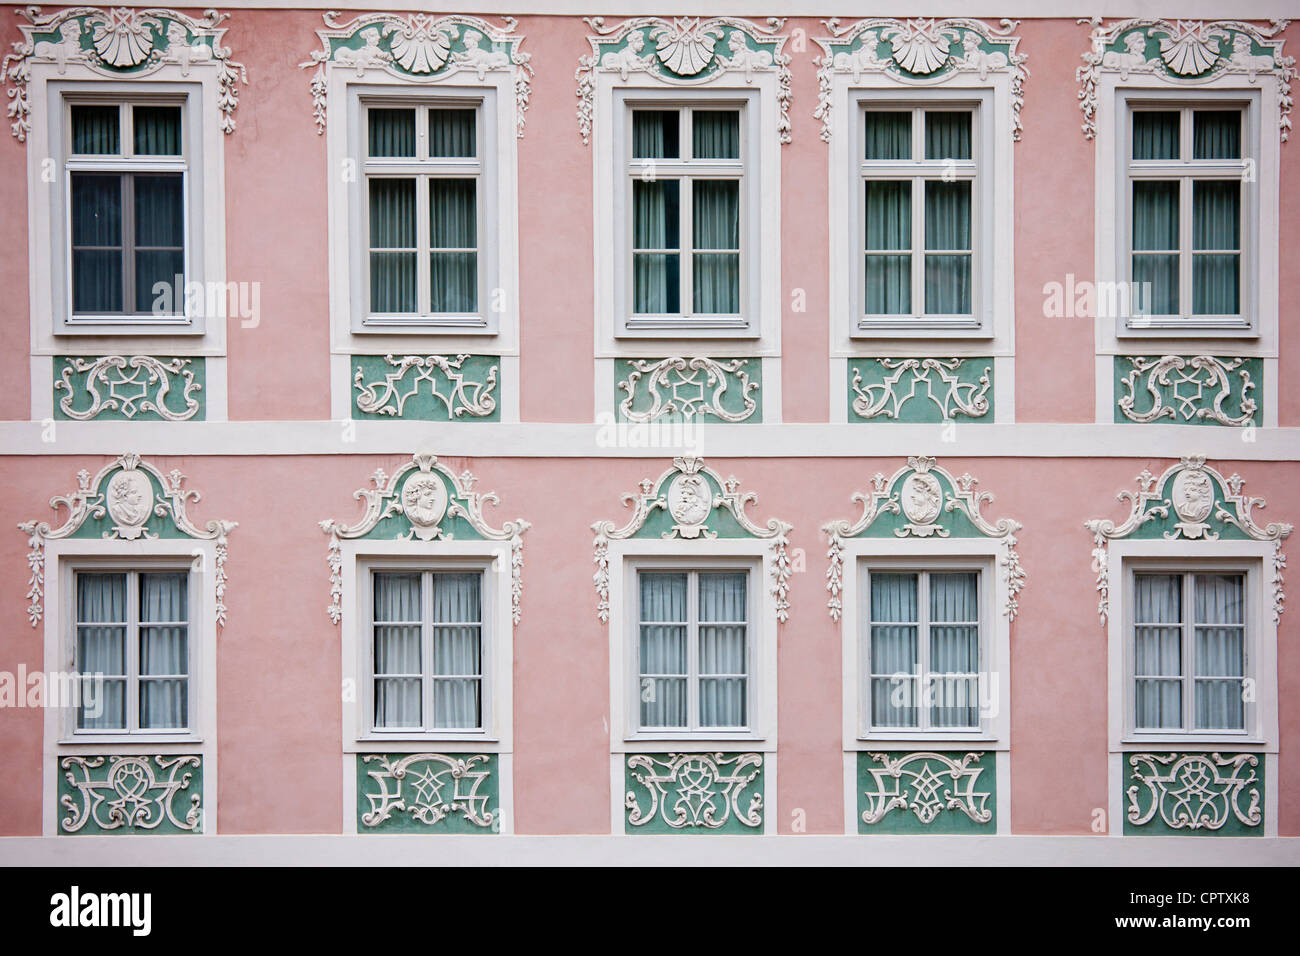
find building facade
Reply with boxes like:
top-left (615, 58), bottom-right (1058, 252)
top-left (0, 3), bottom-right (1297, 860)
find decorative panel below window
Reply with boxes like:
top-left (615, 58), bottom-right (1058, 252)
top-left (624, 752), bottom-right (764, 834)
top-left (1124, 752), bottom-right (1263, 836)
top-left (858, 751), bottom-right (995, 833)
top-left (848, 358), bottom-right (993, 423)
top-left (357, 753), bottom-right (499, 833)
top-left (59, 754), bottom-right (202, 835)
top-left (1114, 356), bottom-right (1261, 426)
top-left (615, 357), bottom-right (761, 423)
top-left (55, 356), bottom-right (205, 421)
top-left (352, 354), bottom-right (500, 420)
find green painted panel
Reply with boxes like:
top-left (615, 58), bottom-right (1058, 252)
top-left (58, 754), bottom-right (202, 835)
top-left (616, 357), bottom-right (761, 424)
top-left (1123, 752), bottom-right (1263, 836)
top-left (1114, 356), bottom-right (1261, 427)
top-left (625, 752), bottom-right (764, 834)
top-left (352, 354), bottom-right (501, 421)
top-left (857, 751), bottom-right (995, 834)
top-left (54, 356), bottom-right (205, 422)
top-left (848, 358), bottom-right (993, 423)
top-left (357, 753), bottom-right (500, 833)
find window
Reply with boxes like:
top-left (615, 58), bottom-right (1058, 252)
top-left (368, 568), bottom-right (484, 733)
top-left (73, 569), bottom-right (191, 733)
top-left (859, 106), bottom-right (976, 322)
top-left (865, 568), bottom-right (981, 731)
top-left (636, 569), bottom-right (750, 732)
top-left (65, 99), bottom-right (188, 322)
top-left (1126, 105), bottom-right (1247, 327)
top-left (359, 98), bottom-right (489, 328)
top-left (1130, 570), bottom-right (1248, 733)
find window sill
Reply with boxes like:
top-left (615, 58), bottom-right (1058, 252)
top-left (56, 322), bottom-right (202, 337)
top-left (852, 320), bottom-right (992, 340)
top-left (352, 734), bottom-right (501, 750)
top-left (616, 732), bottom-right (771, 753)
top-left (356, 318), bottom-right (495, 335)
top-left (58, 734), bottom-right (203, 748)
top-left (855, 733), bottom-right (1001, 747)
top-left (1117, 736), bottom-right (1268, 750)
top-left (1116, 320), bottom-right (1258, 340)
top-left (616, 322), bottom-right (759, 340)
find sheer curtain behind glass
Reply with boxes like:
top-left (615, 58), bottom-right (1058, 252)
top-left (1134, 573), bottom-right (1183, 729)
top-left (869, 572), bottom-right (918, 727)
top-left (698, 572), bottom-right (747, 727)
top-left (429, 109), bottom-right (478, 313)
top-left (138, 572), bottom-right (188, 729)
top-left (432, 573), bottom-right (482, 729)
top-left (373, 572), bottom-right (421, 728)
top-left (76, 573), bottom-right (127, 729)
top-left (632, 111), bottom-right (680, 314)
top-left (1193, 573), bottom-right (1244, 730)
top-left (928, 572), bottom-right (978, 728)
top-left (639, 572), bottom-right (687, 727)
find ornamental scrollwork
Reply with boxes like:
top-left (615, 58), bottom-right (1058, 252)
top-left (860, 751), bottom-right (993, 827)
top-left (617, 357), bottom-right (758, 424)
top-left (591, 456), bottom-right (793, 623)
top-left (1085, 456), bottom-right (1292, 625)
top-left (625, 752), bottom-right (763, 831)
top-left (1126, 752), bottom-right (1261, 832)
top-left (17, 452), bottom-right (237, 627)
top-left (55, 355), bottom-right (202, 422)
top-left (353, 354), bottom-right (499, 420)
top-left (823, 456), bottom-right (1024, 622)
top-left (1117, 356), bottom-right (1258, 427)
top-left (359, 753), bottom-right (496, 830)
top-left (319, 454), bottom-right (528, 625)
top-left (1076, 18), bottom-right (1295, 141)
top-left (849, 358), bottom-right (991, 423)
top-left (3, 6), bottom-right (247, 142)
top-left (814, 18), bottom-right (1028, 143)
top-left (60, 754), bottom-right (202, 833)
top-left (299, 13), bottom-right (532, 136)
top-left (576, 16), bottom-right (791, 146)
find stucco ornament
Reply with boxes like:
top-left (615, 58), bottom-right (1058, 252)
top-left (1127, 752), bottom-right (1261, 832)
top-left (850, 358), bottom-right (991, 423)
top-left (2, 6), bottom-right (247, 142)
top-left (359, 753), bottom-right (496, 830)
top-left (625, 752), bottom-right (763, 831)
top-left (591, 456), bottom-right (793, 624)
top-left (300, 13), bottom-right (533, 136)
top-left (56, 355), bottom-right (202, 422)
top-left (16, 452), bottom-right (237, 627)
top-left (1117, 355), bottom-right (1258, 426)
top-left (353, 354), bottom-right (498, 420)
top-left (576, 16), bottom-right (792, 145)
top-left (319, 454), bottom-right (529, 625)
top-left (1076, 18), bottom-right (1295, 141)
top-left (822, 456), bottom-right (1025, 622)
top-left (617, 357), bottom-right (759, 424)
top-left (1084, 456), bottom-right (1292, 626)
top-left (60, 754), bottom-right (201, 833)
top-left (860, 751), bottom-right (993, 827)
top-left (814, 18), bottom-right (1028, 142)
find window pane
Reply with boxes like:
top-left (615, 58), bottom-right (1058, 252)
top-left (133, 106), bottom-right (181, 155)
top-left (633, 179), bottom-right (680, 313)
top-left (1135, 679), bottom-right (1182, 729)
top-left (1194, 574), bottom-right (1243, 625)
top-left (698, 573), bottom-right (747, 727)
top-left (865, 181), bottom-right (910, 250)
top-left (428, 108), bottom-right (475, 157)
top-left (639, 573), bottom-right (688, 728)
top-left (870, 573), bottom-right (918, 727)
top-left (430, 179), bottom-right (476, 248)
top-left (1193, 110), bottom-right (1241, 160)
top-left (1132, 111), bottom-right (1179, 160)
top-left (925, 111), bottom-right (971, 160)
top-left (693, 179), bottom-right (739, 314)
top-left (369, 178), bottom-right (416, 312)
top-left (924, 180), bottom-right (972, 314)
top-left (692, 110), bottom-right (739, 159)
top-left (432, 573), bottom-right (481, 729)
top-left (1132, 180), bottom-right (1179, 314)
top-left (1133, 574), bottom-right (1182, 730)
top-left (632, 110), bottom-right (679, 159)
top-left (373, 572), bottom-right (421, 729)
top-left (1192, 180), bottom-right (1239, 314)
top-left (1195, 680), bottom-right (1244, 730)
top-left (865, 111), bottom-right (910, 160)
top-left (76, 573), bottom-right (127, 730)
top-left (140, 570), bottom-right (189, 732)
top-left (71, 171), bottom-right (124, 313)
top-left (134, 173), bottom-right (185, 313)
top-left (929, 572), bottom-right (979, 727)
top-left (1193, 572), bottom-right (1245, 730)
top-left (368, 108), bottom-right (416, 157)
top-left (71, 105), bottom-right (120, 155)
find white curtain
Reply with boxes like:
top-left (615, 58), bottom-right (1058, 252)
top-left (373, 572), bottom-right (422, 728)
top-left (432, 573), bottom-right (482, 729)
top-left (1134, 574), bottom-right (1182, 729)
top-left (138, 572), bottom-right (188, 729)
top-left (638, 573), bottom-right (687, 727)
top-left (870, 573), bottom-right (918, 727)
top-left (929, 572), bottom-right (979, 728)
top-left (698, 572), bottom-right (747, 728)
top-left (1194, 574), bottom-right (1244, 730)
top-left (76, 573), bottom-right (127, 729)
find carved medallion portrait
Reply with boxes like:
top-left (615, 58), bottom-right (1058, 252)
top-left (901, 472), bottom-right (943, 525)
top-left (401, 473), bottom-right (448, 534)
top-left (105, 469), bottom-right (153, 537)
top-left (1172, 469), bottom-right (1214, 523)
top-left (668, 473), bottom-right (712, 527)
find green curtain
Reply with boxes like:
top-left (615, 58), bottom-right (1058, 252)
top-left (692, 110), bottom-right (739, 159)
top-left (70, 173), bottom-right (123, 313)
top-left (865, 111), bottom-right (910, 160)
top-left (1132, 180), bottom-right (1179, 314)
top-left (428, 108), bottom-right (475, 157)
top-left (924, 180), bottom-right (971, 314)
top-left (133, 106), bottom-right (181, 156)
top-left (692, 179), bottom-right (739, 313)
top-left (925, 111), bottom-right (971, 160)
top-left (71, 104), bottom-right (119, 155)
top-left (1133, 111), bottom-right (1179, 160)
top-left (632, 110), bottom-right (678, 159)
top-left (368, 178), bottom-right (416, 312)
top-left (76, 573), bottom-right (127, 729)
top-left (1193, 111), bottom-right (1240, 160)
top-left (870, 573), bottom-right (919, 728)
top-left (1192, 180), bottom-right (1239, 314)
top-left (429, 178), bottom-right (477, 312)
top-left (864, 180), bottom-right (910, 314)
top-left (134, 173), bottom-right (184, 314)
top-left (632, 179), bottom-right (679, 313)
top-left (639, 572), bottom-right (688, 728)
top-left (367, 108), bottom-right (416, 158)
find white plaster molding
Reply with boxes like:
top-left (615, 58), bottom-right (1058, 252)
top-left (54, 356), bottom-right (203, 422)
top-left (1085, 455), bottom-right (1292, 625)
top-left (823, 455), bottom-right (1024, 622)
top-left (1126, 751), bottom-right (1262, 831)
top-left (591, 455), bottom-right (792, 623)
top-left (319, 453), bottom-right (529, 625)
top-left (813, 17), bottom-right (1027, 143)
top-left (575, 15), bottom-right (791, 146)
top-left (1076, 17), bottom-right (1295, 141)
top-left (1116, 356), bottom-right (1258, 426)
top-left (617, 356), bottom-right (759, 424)
top-left (299, 12), bottom-right (532, 136)
top-left (3, 5), bottom-right (246, 141)
top-left (16, 451), bottom-right (237, 628)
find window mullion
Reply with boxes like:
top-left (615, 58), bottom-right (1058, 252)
top-left (912, 175), bottom-right (924, 319)
top-left (1181, 175), bottom-right (1193, 318)
top-left (681, 175), bottom-right (693, 318)
top-left (688, 569), bottom-right (699, 731)
top-left (122, 174), bottom-right (135, 314)
top-left (127, 571), bottom-right (139, 733)
top-left (423, 570), bottom-right (434, 732)
top-left (918, 571), bottom-right (930, 732)
top-left (416, 175), bottom-right (431, 316)
top-left (1184, 573), bottom-right (1194, 732)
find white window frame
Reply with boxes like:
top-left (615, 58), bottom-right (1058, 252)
top-left (1117, 93), bottom-right (1259, 336)
top-left (594, 81), bottom-right (781, 355)
top-left (41, 539), bottom-right (219, 836)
